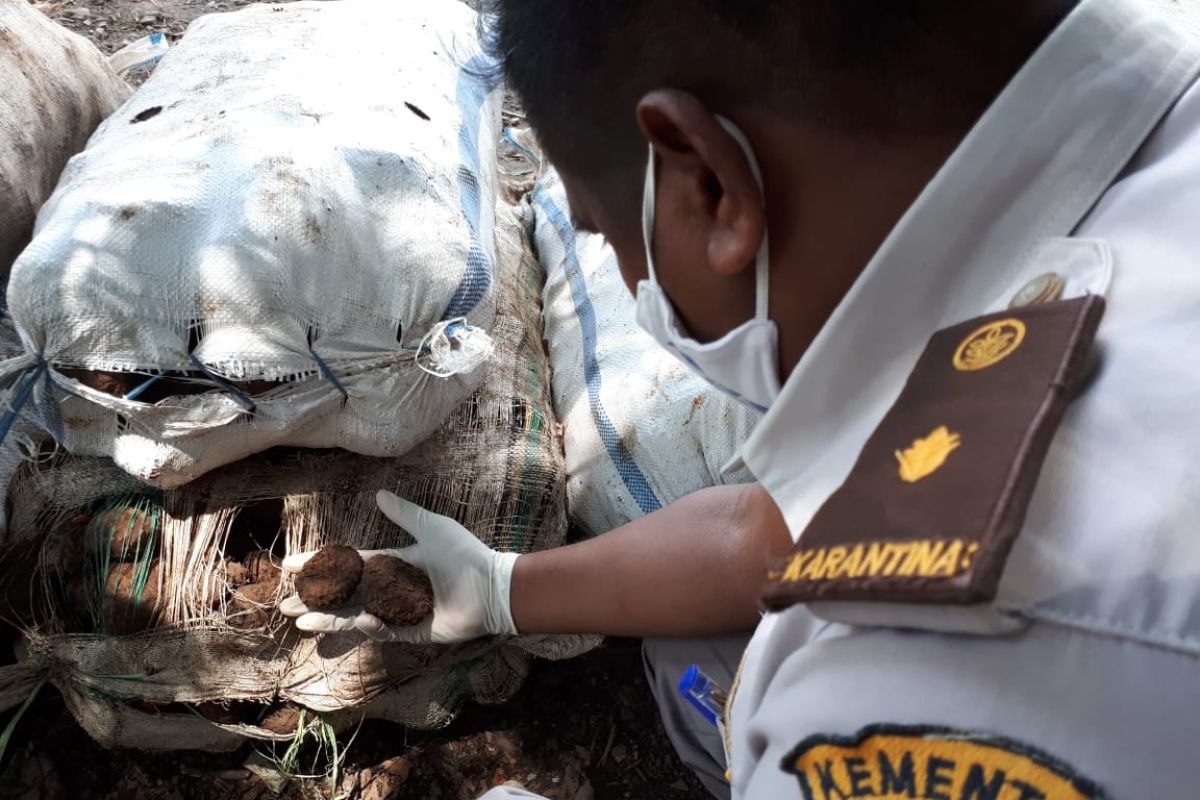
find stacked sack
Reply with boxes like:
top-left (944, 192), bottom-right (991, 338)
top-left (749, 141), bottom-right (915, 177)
top-left (0, 0), bottom-right (130, 278)
top-left (0, 0), bottom-right (130, 533)
top-left (5, 0), bottom-right (502, 488)
top-left (0, 0), bottom-right (594, 750)
top-left (533, 169), bottom-right (762, 535)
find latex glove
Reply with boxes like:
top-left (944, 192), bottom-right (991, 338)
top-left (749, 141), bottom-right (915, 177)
top-left (278, 490), bottom-right (519, 644)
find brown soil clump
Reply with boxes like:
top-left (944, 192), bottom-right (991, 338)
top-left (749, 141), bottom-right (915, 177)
top-left (101, 561), bottom-right (161, 634)
top-left (295, 545), bottom-right (362, 609)
top-left (88, 505), bottom-right (158, 560)
top-left (244, 550), bottom-right (282, 585)
top-left (259, 704), bottom-right (305, 735)
top-left (221, 559), bottom-right (250, 589)
top-left (360, 556), bottom-right (434, 626)
top-left (227, 581), bottom-right (277, 631)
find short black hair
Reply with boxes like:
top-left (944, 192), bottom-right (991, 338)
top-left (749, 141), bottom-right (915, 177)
top-left (487, 0), bottom-right (1074, 212)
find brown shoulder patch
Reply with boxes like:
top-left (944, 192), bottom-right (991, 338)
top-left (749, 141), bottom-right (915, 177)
top-left (763, 296), bottom-right (1104, 609)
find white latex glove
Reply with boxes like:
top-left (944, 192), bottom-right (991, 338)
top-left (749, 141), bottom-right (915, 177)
top-left (278, 490), bottom-right (519, 644)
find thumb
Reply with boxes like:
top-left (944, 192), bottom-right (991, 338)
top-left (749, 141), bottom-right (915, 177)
top-left (376, 490), bottom-right (436, 539)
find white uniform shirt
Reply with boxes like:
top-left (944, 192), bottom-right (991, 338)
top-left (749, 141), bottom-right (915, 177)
top-left (732, 0), bottom-right (1200, 797)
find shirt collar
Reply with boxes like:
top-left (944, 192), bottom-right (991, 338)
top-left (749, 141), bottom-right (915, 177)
top-left (742, 0), bottom-right (1200, 538)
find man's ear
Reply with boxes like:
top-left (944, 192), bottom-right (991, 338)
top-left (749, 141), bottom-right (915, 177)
top-left (635, 89), bottom-right (765, 277)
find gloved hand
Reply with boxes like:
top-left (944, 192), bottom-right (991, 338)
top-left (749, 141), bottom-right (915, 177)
top-left (278, 490), bottom-right (520, 644)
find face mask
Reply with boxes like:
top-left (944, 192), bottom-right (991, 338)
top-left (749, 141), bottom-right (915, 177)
top-left (634, 116), bottom-right (780, 413)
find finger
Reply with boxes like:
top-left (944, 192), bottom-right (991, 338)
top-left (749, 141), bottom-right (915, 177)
top-left (375, 490), bottom-right (432, 537)
top-left (356, 613), bottom-right (434, 644)
top-left (282, 551), bottom-right (318, 573)
top-left (353, 612), bottom-right (393, 641)
top-left (278, 595), bottom-right (310, 618)
top-left (363, 544), bottom-right (424, 570)
top-left (294, 609), bottom-right (363, 634)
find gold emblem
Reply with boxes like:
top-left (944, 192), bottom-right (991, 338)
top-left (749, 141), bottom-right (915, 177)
top-left (783, 725), bottom-right (1107, 800)
top-left (896, 426), bottom-right (960, 483)
top-left (953, 318), bottom-right (1026, 371)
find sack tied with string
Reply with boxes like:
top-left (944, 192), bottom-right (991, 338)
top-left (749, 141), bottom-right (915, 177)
top-left (4, 0), bottom-right (502, 488)
top-left (0, 191), bottom-right (596, 750)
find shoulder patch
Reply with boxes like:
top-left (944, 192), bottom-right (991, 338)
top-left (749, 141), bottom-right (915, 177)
top-left (782, 724), bottom-right (1110, 800)
top-left (762, 296), bottom-right (1105, 609)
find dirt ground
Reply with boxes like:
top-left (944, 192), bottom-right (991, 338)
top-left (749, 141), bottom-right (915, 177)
top-left (4, 2), bottom-right (712, 799)
top-left (33, 0), bottom-right (244, 69)
top-left (3, 639), bottom-right (707, 800)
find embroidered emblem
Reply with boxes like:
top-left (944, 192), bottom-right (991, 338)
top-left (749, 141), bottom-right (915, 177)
top-left (895, 426), bottom-right (960, 483)
top-left (782, 724), bottom-right (1110, 800)
top-left (952, 319), bottom-right (1026, 371)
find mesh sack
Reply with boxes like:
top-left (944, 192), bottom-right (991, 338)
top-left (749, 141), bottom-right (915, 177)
top-left (0, 0), bottom-right (130, 278)
top-left (0, 197), bottom-right (597, 750)
top-left (4, 0), bottom-right (503, 488)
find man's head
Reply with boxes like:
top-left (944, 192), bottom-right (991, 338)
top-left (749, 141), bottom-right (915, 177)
top-left (488, 0), bottom-right (1076, 372)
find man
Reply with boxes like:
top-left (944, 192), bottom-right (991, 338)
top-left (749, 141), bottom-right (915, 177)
top-left (283, 1), bottom-right (1200, 796)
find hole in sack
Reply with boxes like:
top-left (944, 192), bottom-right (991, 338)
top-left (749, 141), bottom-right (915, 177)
top-left (404, 101), bottom-right (430, 121)
top-left (223, 498), bottom-right (286, 563)
top-left (130, 106), bottom-right (163, 124)
top-left (61, 367), bottom-right (286, 405)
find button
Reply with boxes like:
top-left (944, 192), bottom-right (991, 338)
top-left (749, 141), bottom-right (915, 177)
top-left (1008, 272), bottom-right (1065, 309)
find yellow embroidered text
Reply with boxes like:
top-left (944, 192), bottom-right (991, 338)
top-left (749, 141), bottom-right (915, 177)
top-left (774, 540), bottom-right (978, 583)
top-left (783, 726), bottom-right (1103, 800)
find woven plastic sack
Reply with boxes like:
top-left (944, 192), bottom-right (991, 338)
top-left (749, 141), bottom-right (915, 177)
top-left (0, 195), bottom-right (596, 750)
top-left (533, 169), bottom-right (761, 535)
top-left (0, 0), bottom-right (129, 278)
top-left (4, 0), bottom-right (503, 488)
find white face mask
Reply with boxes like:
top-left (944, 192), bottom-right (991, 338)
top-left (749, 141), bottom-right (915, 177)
top-left (634, 116), bottom-right (780, 413)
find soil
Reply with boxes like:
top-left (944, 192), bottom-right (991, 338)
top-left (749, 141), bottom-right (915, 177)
top-left (6, 5), bottom-right (713, 798)
top-left (227, 580), bottom-right (277, 631)
top-left (31, 0), bottom-right (248, 85)
top-left (244, 551), bottom-right (282, 585)
top-left (3, 640), bottom-right (708, 800)
top-left (101, 561), bottom-right (161, 634)
top-left (295, 546), bottom-right (363, 610)
top-left (258, 705), bottom-right (304, 736)
top-left (359, 556), bottom-right (434, 627)
top-left (88, 505), bottom-right (157, 560)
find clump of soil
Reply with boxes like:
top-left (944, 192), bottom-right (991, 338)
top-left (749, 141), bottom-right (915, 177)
top-left (227, 581), bottom-right (277, 631)
top-left (259, 704), bottom-right (305, 735)
top-left (221, 559), bottom-right (250, 589)
top-left (88, 505), bottom-right (158, 560)
top-left (243, 550), bottom-right (282, 585)
top-left (100, 561), bottom-right (161, 634)
top-left (361, 555), bottom-right (434, 626)
top-left (295, 545), bottom-right (362, 609)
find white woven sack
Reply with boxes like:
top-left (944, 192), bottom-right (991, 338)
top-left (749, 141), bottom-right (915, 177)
top-left (534, 169), bottom-right (760, 535)
top-left (0, 0), bottom-right (130, 277)
top-left (4, 0), bottom-right (502, 488)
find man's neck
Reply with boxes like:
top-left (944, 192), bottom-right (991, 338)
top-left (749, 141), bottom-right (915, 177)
top-left (759, 123), bottom-right (964, 374)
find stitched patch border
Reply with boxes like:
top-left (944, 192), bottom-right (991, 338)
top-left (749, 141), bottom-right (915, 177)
top-left (781, 723), bottom-right (1111, 800)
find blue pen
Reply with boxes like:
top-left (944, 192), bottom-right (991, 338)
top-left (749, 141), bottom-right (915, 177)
top-left (678, 664), bottom-right (729, 727)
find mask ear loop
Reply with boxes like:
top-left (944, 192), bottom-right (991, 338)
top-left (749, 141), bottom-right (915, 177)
top-left (641, 119), bottom-right (771, 321)
top-left (641, 144), bottom-right (660, 284)
top-left (713, 116), bottom-right (771, 323)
